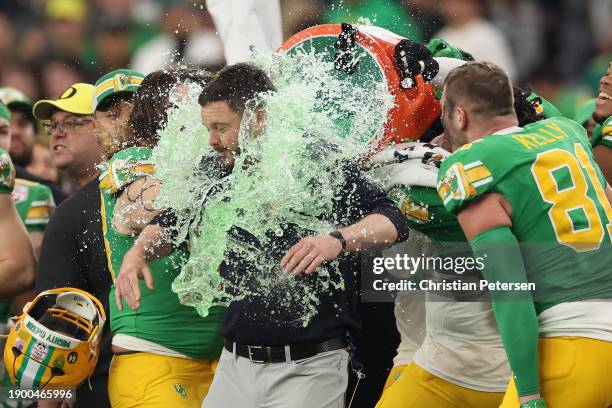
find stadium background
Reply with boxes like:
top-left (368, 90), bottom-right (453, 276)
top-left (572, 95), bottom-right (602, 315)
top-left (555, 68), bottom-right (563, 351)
top-left (3, 0), bottom-right (609, 202)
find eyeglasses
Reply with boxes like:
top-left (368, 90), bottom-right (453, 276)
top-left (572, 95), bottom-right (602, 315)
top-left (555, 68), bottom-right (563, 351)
top-left (43, 116), bottom-right (94, 134)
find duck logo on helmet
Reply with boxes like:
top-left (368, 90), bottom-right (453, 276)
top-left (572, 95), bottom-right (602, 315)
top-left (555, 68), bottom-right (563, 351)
top-left (53, 354), bottom-right (65, 369)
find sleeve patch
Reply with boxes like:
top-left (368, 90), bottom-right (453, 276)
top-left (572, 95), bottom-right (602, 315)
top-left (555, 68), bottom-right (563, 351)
top-left (99, 159), bottom-right (156, 195)
top-left (438, 160), bottom-right (493, 207)
top-left (26, 205), bottom-right (52, 225)
top-left (389, 188), bottom-right (430, 224)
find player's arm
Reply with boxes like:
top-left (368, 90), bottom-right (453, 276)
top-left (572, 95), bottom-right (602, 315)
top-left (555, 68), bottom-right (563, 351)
top-left (0, 195), bottom-right (35, 300)
top-left (206, 0), bottom-right (282, 64)
top-left (457, 193), bottom-right (543, 406)
top-left (282, 161), bottom-right (409, 275)
top-left (114, 223), bottom-right (174, 311)
top-left (282, 213), bottom-right (401, 275)
top-left (12, 230), bottom-right (39, 313)
top-left (113, 176), bottom-right (161, 235)
top-left (15, 187), bottom-right (54, 313)
top-left (113, 176), bottom-right (173, 310)
top-left (593, 145), bottom-right (612, 185)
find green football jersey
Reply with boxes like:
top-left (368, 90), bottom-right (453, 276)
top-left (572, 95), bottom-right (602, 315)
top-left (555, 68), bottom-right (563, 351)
top-left (100, 147), bottom-right (224, 360)
top-left (591, 116), bottom-right (612, 148)
top-left (0, 148), bottom-right (15, 195)
top-left (12, 179), bottom-right (54, 232)
top-left (438, 117), bottom-right (612, 312)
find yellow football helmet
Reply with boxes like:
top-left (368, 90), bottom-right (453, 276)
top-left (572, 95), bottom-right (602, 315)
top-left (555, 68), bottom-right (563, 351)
top-left (3, 287), bottom-right (106, 389)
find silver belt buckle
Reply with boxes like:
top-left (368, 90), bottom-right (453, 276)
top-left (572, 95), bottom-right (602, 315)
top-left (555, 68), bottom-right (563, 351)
top-left (247, 345), bottom-right (266, 363)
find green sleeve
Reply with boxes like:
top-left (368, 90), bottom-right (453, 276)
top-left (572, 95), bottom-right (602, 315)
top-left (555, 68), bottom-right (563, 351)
top-left (471, 225), bottom-right (540, 396)
top-left (24, 184), bottom-right (55, 232)
top-left (437, 141), bottom-right (496, 216)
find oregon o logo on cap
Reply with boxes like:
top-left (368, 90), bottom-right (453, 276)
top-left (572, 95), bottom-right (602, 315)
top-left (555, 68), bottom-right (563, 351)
top-left (59, 87), bottom-right (78, 100)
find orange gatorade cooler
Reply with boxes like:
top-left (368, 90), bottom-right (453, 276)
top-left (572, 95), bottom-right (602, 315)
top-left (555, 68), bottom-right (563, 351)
top-left (279, 23), bottom-right (441, 151)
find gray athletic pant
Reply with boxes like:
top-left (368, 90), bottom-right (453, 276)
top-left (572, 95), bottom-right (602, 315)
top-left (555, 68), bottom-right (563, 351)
top-left (202, 346), bottom-right (349, 408)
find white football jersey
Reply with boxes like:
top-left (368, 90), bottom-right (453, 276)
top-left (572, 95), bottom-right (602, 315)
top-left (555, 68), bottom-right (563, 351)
top-left (388, 232), bottom-right (510, 392)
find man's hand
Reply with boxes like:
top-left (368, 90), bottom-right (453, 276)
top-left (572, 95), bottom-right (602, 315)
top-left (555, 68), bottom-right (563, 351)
top-left (281, 234), bottom-right (343, 276)
top-left (115, 245), bottom-right (155, 311)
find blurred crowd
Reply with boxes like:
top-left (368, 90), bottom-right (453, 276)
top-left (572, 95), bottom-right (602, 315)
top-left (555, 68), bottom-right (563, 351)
top-left (0, 0), bottom-right (610, 194)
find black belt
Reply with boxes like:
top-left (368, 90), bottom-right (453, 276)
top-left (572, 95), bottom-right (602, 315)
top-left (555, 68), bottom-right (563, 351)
top-left (224, 337), bottom-right (346, 364)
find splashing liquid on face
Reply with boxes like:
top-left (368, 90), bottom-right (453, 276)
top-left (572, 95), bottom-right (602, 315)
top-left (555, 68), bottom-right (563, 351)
top-left (152, 49), bottom-right (393, 325)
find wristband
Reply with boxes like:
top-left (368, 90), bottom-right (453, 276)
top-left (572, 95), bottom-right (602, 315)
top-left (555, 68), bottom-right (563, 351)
top-left (329, 230), bottom-right (347, 251)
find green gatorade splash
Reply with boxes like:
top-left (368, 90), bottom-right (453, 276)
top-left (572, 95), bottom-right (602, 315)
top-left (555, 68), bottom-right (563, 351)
top-left (153, 49), bottom-right (393, 323)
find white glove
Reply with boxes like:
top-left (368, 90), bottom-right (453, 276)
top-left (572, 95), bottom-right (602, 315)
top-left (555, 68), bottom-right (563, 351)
top-left (368, 142), bottom-right (450, 190)
top-left (370, 142), bottom-right (450, 167)
top-left (370, 159), bottom-right (440, 191)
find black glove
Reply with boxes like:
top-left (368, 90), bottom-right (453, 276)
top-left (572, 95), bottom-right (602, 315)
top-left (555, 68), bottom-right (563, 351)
top-left (334, 23), bottom-right (360, 75)
top-left (394, 39), bottom-right (439, 89)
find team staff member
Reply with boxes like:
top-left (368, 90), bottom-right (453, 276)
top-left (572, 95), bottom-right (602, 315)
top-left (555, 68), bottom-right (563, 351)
top-left (0, 87), bottom-right (66, 204)
top-left (118, 63), bottom-right (409, 408)
top-left (34, 80), bottom-right (126, 408)
top-left (437, 61), bottom-right (612, 408)
top-left (34, 84), bottom-right (101, 191)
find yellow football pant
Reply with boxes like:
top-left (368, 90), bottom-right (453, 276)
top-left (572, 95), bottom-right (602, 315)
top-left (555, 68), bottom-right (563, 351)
top-left (500, 337), bottom-right (612, 408)
top-left (376, 363), bottom-right (504, 408)
top-left (108, 352), bottom-right (218, 408)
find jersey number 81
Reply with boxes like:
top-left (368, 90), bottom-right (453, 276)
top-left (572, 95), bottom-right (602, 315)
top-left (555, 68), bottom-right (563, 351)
top-left (532, 143), bottom-right (612, 252)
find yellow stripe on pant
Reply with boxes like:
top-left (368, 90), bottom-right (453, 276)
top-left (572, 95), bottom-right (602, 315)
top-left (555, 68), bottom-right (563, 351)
top-left (376, 363), bottom-right (504, 408)
top-left (500, 337), bottom-right (612, 408)
top-left (108, 352), bottom-right (218, 407)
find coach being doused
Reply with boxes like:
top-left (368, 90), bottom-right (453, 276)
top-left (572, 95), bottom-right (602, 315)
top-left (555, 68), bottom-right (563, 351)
top-left (115, 62), bottom-right (409, 408)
